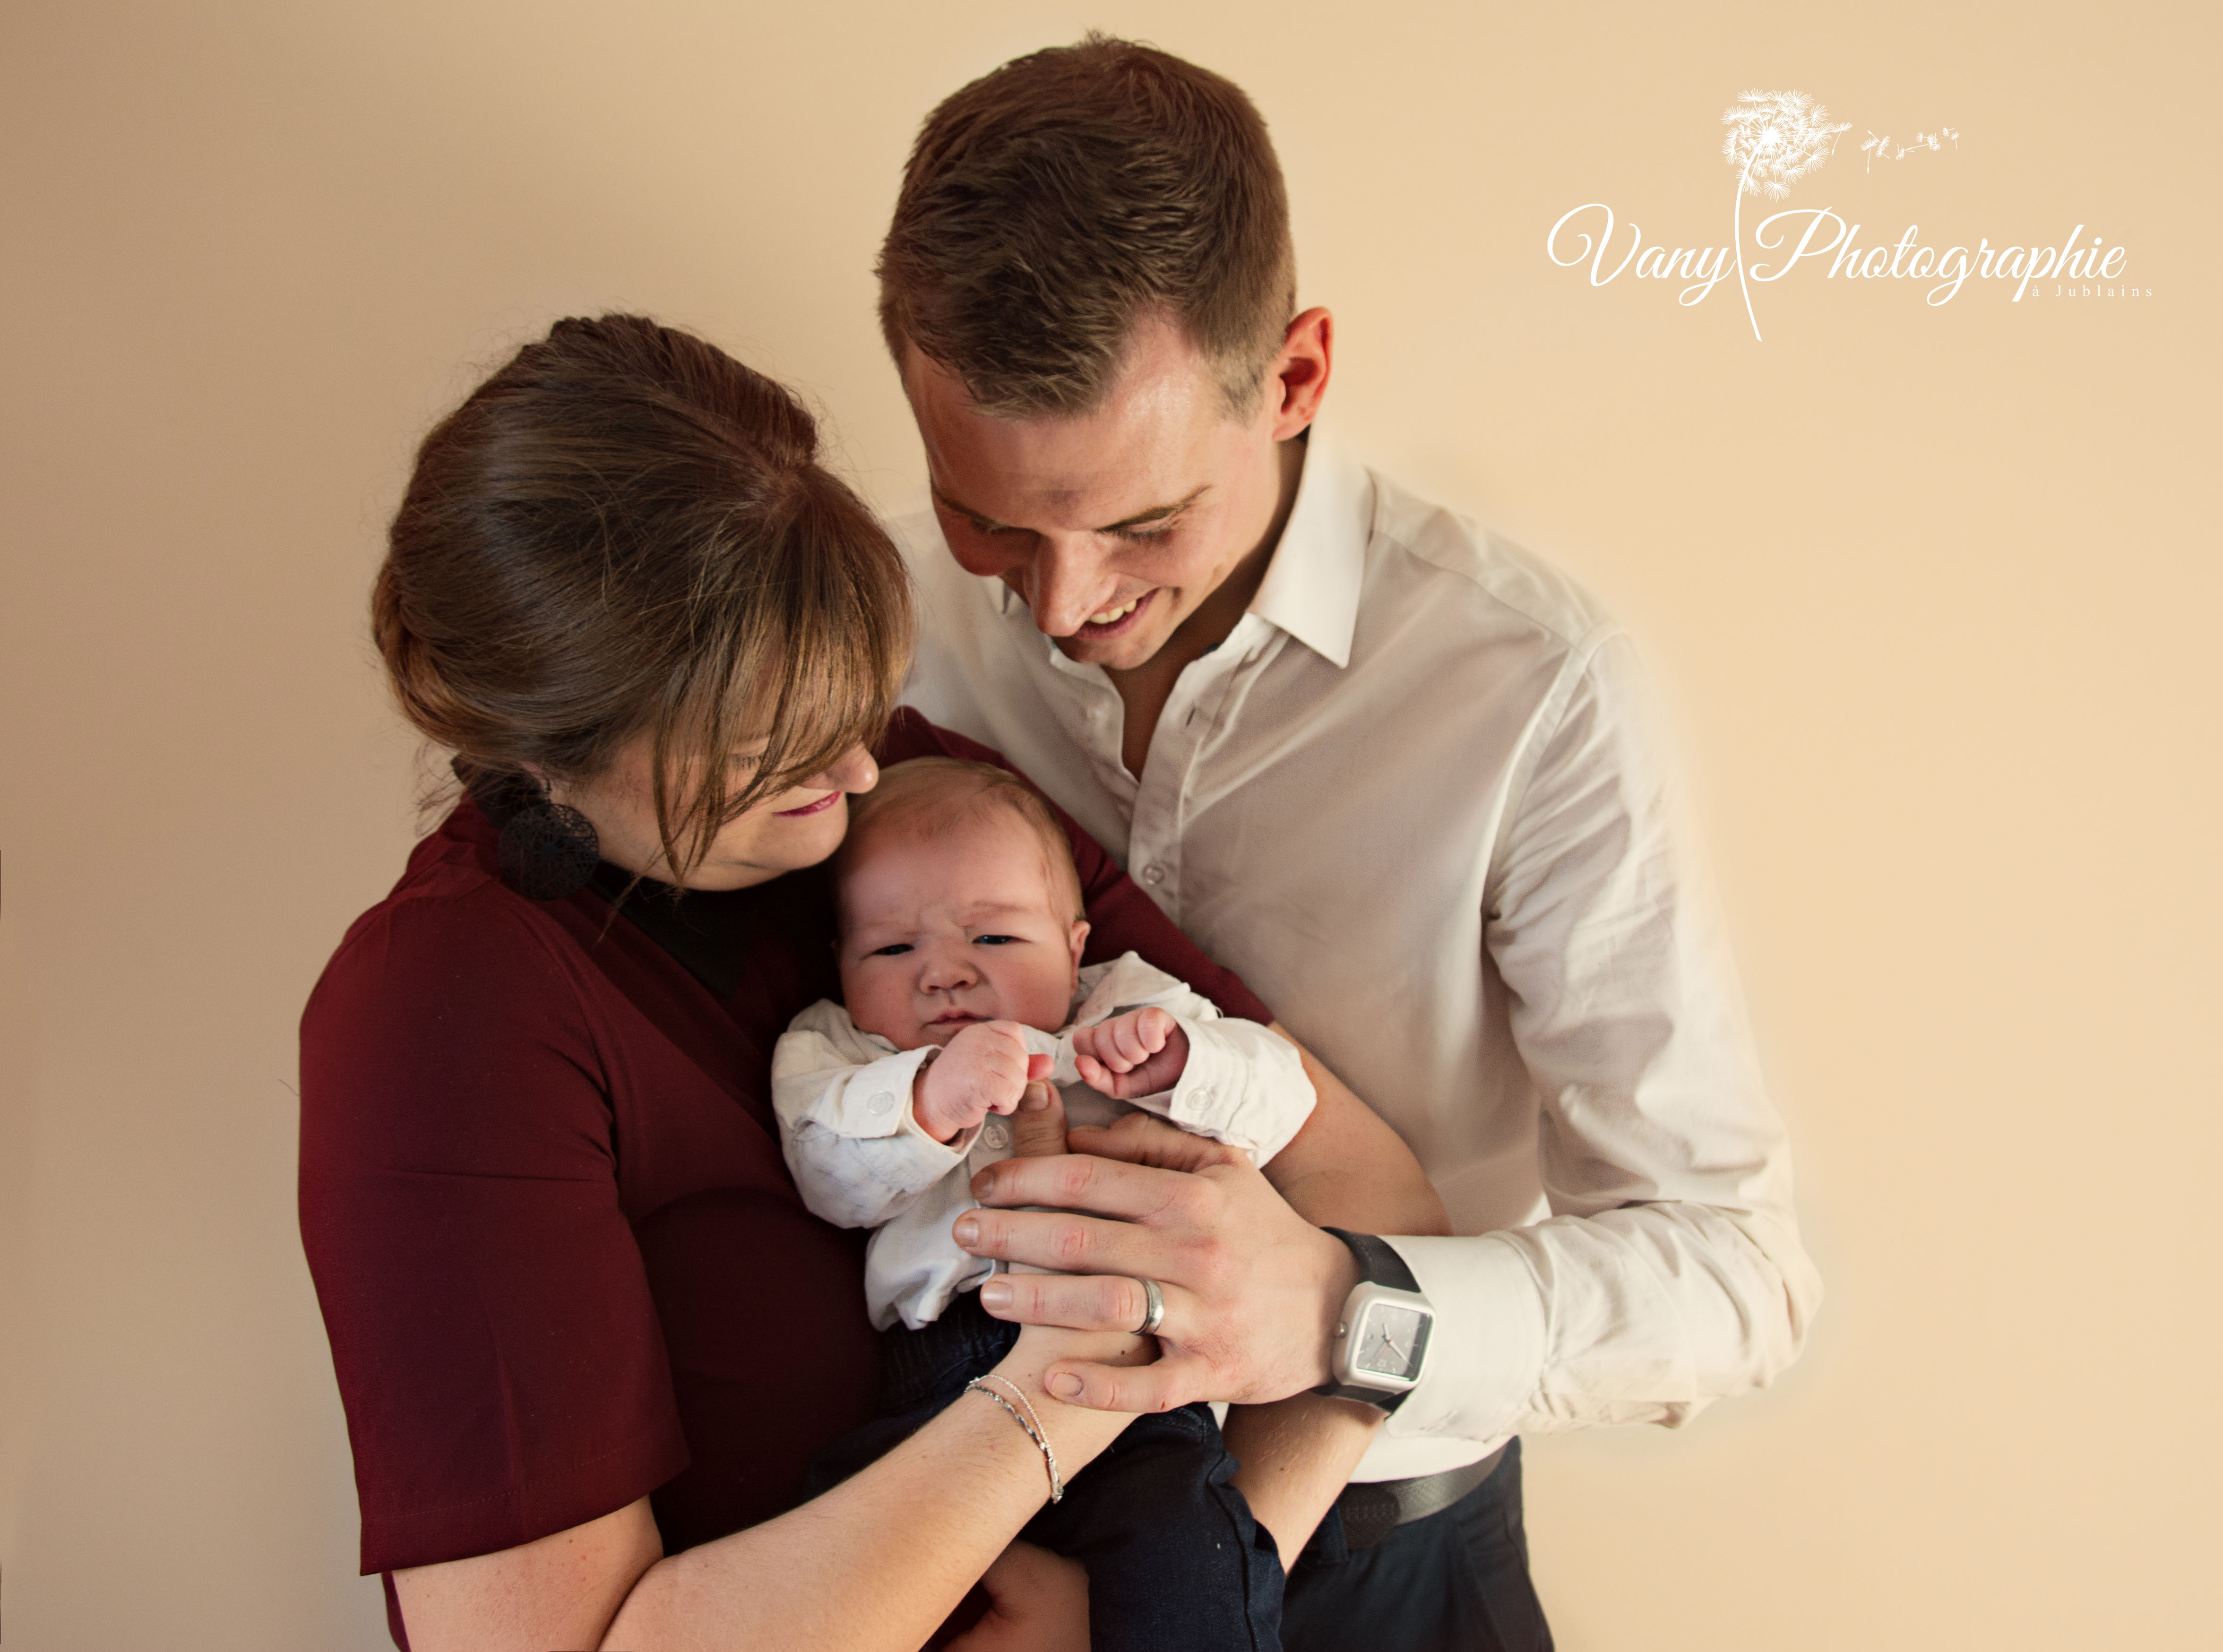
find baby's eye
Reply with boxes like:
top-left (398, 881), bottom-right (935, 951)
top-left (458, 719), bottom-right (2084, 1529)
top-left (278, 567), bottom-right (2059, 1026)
top-left (973, 934), bottom-right (1023, 946)
top-left (867, 943), bottom-right (913, 957)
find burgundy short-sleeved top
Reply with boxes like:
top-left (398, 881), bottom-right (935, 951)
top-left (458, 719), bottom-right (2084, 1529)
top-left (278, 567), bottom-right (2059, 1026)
top-left (298, 711), bottom-right (1268, 1583)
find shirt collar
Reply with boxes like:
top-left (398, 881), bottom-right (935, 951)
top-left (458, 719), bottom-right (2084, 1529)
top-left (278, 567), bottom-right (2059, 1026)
top-left (992, 422), bottom-right (1371, 671)
top-left (1248, 423), bottom-right (1368, 670)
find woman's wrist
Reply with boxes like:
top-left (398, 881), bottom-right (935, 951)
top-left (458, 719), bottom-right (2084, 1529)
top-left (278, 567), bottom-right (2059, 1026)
top-left (982, 1325), bottom-right (1149, 1469)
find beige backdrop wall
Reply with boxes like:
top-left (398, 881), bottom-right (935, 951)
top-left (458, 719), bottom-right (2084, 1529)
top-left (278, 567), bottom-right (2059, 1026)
top-left (2, 1), bottom-right (2215, 1647)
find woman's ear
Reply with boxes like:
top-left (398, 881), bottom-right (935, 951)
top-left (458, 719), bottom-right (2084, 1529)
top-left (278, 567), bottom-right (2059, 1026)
top-left (1067, 919), bottom-right (1091, 978)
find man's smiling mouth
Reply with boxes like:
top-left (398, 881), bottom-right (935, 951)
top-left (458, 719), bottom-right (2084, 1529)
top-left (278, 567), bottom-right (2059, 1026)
top-left (1074, 588), bottom-right (1156, 638)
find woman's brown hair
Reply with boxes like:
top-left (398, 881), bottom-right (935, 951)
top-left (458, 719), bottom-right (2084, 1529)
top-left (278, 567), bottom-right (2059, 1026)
top-left (373, 314), bottom-right (913, 879)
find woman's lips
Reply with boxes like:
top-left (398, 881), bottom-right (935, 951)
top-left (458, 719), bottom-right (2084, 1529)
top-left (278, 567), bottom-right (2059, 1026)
top-left (773, 789), bottom-right (843, 817)
top-left (1073, 587), bottom-right (1156, 640)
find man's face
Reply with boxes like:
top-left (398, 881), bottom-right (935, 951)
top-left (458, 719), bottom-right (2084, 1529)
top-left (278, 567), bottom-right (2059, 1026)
top-left (904, 317), bottom-right (1289, 671)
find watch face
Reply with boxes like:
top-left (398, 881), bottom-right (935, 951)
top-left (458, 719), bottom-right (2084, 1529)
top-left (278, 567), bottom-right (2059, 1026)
top-left (1354, 1302), bottom-right (1430, 1381)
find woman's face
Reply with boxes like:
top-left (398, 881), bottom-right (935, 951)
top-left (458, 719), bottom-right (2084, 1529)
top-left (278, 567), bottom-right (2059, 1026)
top-left (560, 738), bottom-right (880, 891)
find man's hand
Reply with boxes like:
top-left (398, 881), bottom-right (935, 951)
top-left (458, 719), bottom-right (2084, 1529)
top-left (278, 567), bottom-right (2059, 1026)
top-left (1069, 1007), bottom-right (1188, 1099)
top-left (916, 1022), bottom-right (1053, 1144)
top-left (1009, 1081), bottom-right (1070, 1159)
top-left (955, 1113), bottom-right (1359, 1413)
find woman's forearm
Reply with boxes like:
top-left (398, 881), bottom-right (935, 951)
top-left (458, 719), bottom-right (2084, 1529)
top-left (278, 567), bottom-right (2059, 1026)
top-left (1223, 1392), bottom-right (1383, 1560)
top-left (608, 1373), bottom-right (1126, 1651)
top-left (396, 1329), bottom-right (1141, 1652)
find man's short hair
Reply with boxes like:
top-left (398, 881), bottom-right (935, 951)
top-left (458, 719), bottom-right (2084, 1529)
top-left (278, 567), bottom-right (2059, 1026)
top-left (877, 33), bottom-right (1296, 420)
top-left (837, 757), bottom-right (1086, 925)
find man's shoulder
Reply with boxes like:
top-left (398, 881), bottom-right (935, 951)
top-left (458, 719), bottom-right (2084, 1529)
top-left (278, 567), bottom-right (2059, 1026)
top-left (1358, 465), bottom-right (1614, 653)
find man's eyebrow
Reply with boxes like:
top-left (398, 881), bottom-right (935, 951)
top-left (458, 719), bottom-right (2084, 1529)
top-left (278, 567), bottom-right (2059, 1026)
top-left (931, 483), bottom-right (1209, 534)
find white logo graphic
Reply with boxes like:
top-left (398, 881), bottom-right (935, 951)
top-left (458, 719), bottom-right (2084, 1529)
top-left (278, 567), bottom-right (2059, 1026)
top-left (1722, 90), bottom-right (1852, 339)
top-left (1860, 127), bottom-right (1959, 172)
top-left (1546, 91), bottom-right (2146, 332)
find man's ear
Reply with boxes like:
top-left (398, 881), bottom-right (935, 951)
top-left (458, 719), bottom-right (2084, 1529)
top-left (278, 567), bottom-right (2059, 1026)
top-left (1267, 307), bottom-right (1333, 441)
top-left (1067, 919), bottom-right (1092, 977)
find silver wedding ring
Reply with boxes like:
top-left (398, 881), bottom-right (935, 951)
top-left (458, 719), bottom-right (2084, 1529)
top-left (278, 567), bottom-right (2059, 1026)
top-left (1134, 1276), bottom-right (1167, 1336)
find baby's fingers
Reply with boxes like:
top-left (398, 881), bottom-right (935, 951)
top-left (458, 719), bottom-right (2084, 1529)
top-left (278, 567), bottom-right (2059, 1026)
top-left (1134, 1007), bottom-right (1174, 1054)
top-left (1108, 1014), bottom-right (1155, 1067)
top-left (1073, 1024), bottom-right (1134, 1075)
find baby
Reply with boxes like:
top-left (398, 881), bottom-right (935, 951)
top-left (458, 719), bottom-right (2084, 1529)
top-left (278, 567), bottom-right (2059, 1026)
top-left (774, 756), bottom-right (1316, 1652)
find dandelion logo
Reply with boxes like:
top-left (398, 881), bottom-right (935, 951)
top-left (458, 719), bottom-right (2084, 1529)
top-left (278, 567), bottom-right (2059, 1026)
top-left (1722, 89), bottom-right (1852, 339)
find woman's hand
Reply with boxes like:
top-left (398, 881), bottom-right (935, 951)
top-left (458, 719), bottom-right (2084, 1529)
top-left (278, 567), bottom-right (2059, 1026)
top-left (961, 1113), bottom-right (1359, 1413)
top-left (942, 1542), bottom-right (1090, 1652)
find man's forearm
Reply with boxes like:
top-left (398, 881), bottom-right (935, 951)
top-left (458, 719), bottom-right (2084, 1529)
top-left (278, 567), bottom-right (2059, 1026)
top-left (1227, 1031), bottom-right (1448, 1556)
top-left (1262, 1028), bottom-right (1451, 1238)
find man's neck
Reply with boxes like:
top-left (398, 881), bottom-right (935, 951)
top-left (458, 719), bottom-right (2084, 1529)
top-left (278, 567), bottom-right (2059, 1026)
top-left (1108, 435), bottom-right (1306, 778)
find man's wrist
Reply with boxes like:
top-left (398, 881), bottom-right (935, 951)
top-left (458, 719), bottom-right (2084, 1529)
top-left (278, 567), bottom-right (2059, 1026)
top-left (1313, 1228), bottom-right (1434, 1411)
top-left (1309, 1226), bottom-right (1363, 1388)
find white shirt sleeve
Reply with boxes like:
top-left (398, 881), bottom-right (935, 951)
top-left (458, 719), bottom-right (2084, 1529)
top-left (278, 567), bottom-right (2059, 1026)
top-left (1056, 953), bottom-right (1316, 1164)
top-left (1384, 633), bottom-right (1823, 1447)
top-left (771, 1001), bottom-right (975, 1231)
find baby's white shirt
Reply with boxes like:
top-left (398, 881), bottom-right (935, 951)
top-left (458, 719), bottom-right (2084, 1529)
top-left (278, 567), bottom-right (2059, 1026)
top-left (771, 952), bottom-right (1316, 1331)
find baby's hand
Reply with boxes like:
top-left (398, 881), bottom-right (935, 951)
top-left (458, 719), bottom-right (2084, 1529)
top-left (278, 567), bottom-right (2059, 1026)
top-left (915, 1021), bottom-right (1054, 1143)
top-left (1070, 1007), bottom-right (1189, 1100)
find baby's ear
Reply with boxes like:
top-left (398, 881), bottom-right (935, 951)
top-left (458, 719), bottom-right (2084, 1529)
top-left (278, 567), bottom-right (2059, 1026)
top-left (1067, 919), bottom-right (1091, 975)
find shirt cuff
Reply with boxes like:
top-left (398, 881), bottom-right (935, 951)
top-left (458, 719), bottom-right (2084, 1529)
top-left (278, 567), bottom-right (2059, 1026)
top-left (1378, 1234), bottom-right (1546, 1445)
top-left (1166, 1016), bottom-right (1312, 1163)
top-left (810, 1046), bottom-right (937, 1138)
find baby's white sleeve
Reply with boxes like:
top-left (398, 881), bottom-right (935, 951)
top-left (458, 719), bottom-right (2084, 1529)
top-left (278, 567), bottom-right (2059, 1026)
top-left (772, 1007), bottom-right (975, 1230)
top-left (1148, 1015), bottom-right (1316, 1165)
top-left (1064, 956), bottom-right (1316, 1165)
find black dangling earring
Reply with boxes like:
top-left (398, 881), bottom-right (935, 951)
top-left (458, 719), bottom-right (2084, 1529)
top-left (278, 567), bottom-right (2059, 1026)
top-left (454, 760), bottom-right (602, 901)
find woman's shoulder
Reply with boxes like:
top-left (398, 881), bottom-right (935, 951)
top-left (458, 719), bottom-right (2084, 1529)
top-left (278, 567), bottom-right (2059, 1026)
top-left (302, 801), bottom-right (595, 1050)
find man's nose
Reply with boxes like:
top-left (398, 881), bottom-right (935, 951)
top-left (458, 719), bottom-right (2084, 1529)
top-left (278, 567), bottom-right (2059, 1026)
top-left (1022, 536), bottom-right (1117, 637)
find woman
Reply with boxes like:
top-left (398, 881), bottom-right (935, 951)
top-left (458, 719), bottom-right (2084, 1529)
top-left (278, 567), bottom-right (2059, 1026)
top-left (300, 315), bottom-right (1430, 1651)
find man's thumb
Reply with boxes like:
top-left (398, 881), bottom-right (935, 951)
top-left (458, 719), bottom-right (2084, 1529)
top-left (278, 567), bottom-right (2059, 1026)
top-left (1011, 1082), bottom-right (1068, 1157)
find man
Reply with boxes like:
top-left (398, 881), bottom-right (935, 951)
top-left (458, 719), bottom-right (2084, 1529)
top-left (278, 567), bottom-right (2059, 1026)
top-left (880, 34), bottom-right (1821, 1648)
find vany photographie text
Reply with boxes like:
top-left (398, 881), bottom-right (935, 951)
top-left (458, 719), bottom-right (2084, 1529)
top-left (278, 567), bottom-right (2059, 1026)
top-left (1548, 207), bottom-right (2142, 306)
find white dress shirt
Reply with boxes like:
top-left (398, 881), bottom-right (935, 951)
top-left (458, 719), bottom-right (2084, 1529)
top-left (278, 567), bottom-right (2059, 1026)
top-left (773, 952), bottom-right (1314, 1330)
top-left (896, 430), bottom-right (1822, 1480)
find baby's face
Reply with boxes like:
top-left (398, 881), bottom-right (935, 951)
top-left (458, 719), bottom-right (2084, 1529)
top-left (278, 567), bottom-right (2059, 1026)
top-left (837, 806), bottom-right (1088, 1051)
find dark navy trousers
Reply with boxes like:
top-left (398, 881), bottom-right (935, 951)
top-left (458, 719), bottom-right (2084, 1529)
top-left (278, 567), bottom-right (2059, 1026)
top-left (810, 1292), bottom-right (1285, 1652)
top-left (1283, 1439), bottom-right (1554, 1652)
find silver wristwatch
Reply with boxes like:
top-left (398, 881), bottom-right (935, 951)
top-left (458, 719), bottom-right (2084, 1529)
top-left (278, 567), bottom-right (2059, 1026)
top-left (1314, 1228), bottom-right (1434, 1411)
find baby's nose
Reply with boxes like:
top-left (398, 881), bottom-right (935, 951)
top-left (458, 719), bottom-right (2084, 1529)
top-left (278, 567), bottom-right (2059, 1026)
top-left (917, 952), bottom-right (978, 992)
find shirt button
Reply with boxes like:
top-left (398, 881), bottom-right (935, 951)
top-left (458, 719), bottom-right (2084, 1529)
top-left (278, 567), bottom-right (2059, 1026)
top-left (983, 1122), bottom-right (1009, 1150)
top-left (868, 1092), bottom-right (895, 1116)
top-left (1142, 864), bottom-right (1166, 885)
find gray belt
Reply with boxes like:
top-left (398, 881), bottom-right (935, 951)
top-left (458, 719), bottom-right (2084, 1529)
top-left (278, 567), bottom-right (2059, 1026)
top-left (1334, 1443), bottom-right (1508, 1549)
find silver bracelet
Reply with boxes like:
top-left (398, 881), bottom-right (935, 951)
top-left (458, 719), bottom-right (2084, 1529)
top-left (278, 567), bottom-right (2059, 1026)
top-left (965, 1377), bottom-right (1064, 1504)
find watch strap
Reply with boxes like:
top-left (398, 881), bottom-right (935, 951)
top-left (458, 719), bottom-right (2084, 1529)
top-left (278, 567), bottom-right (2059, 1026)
top-left (1325, 1227), bottom-right (1421, 1292)
top-left (1315, 1228), bottom-right (1423, 1411)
